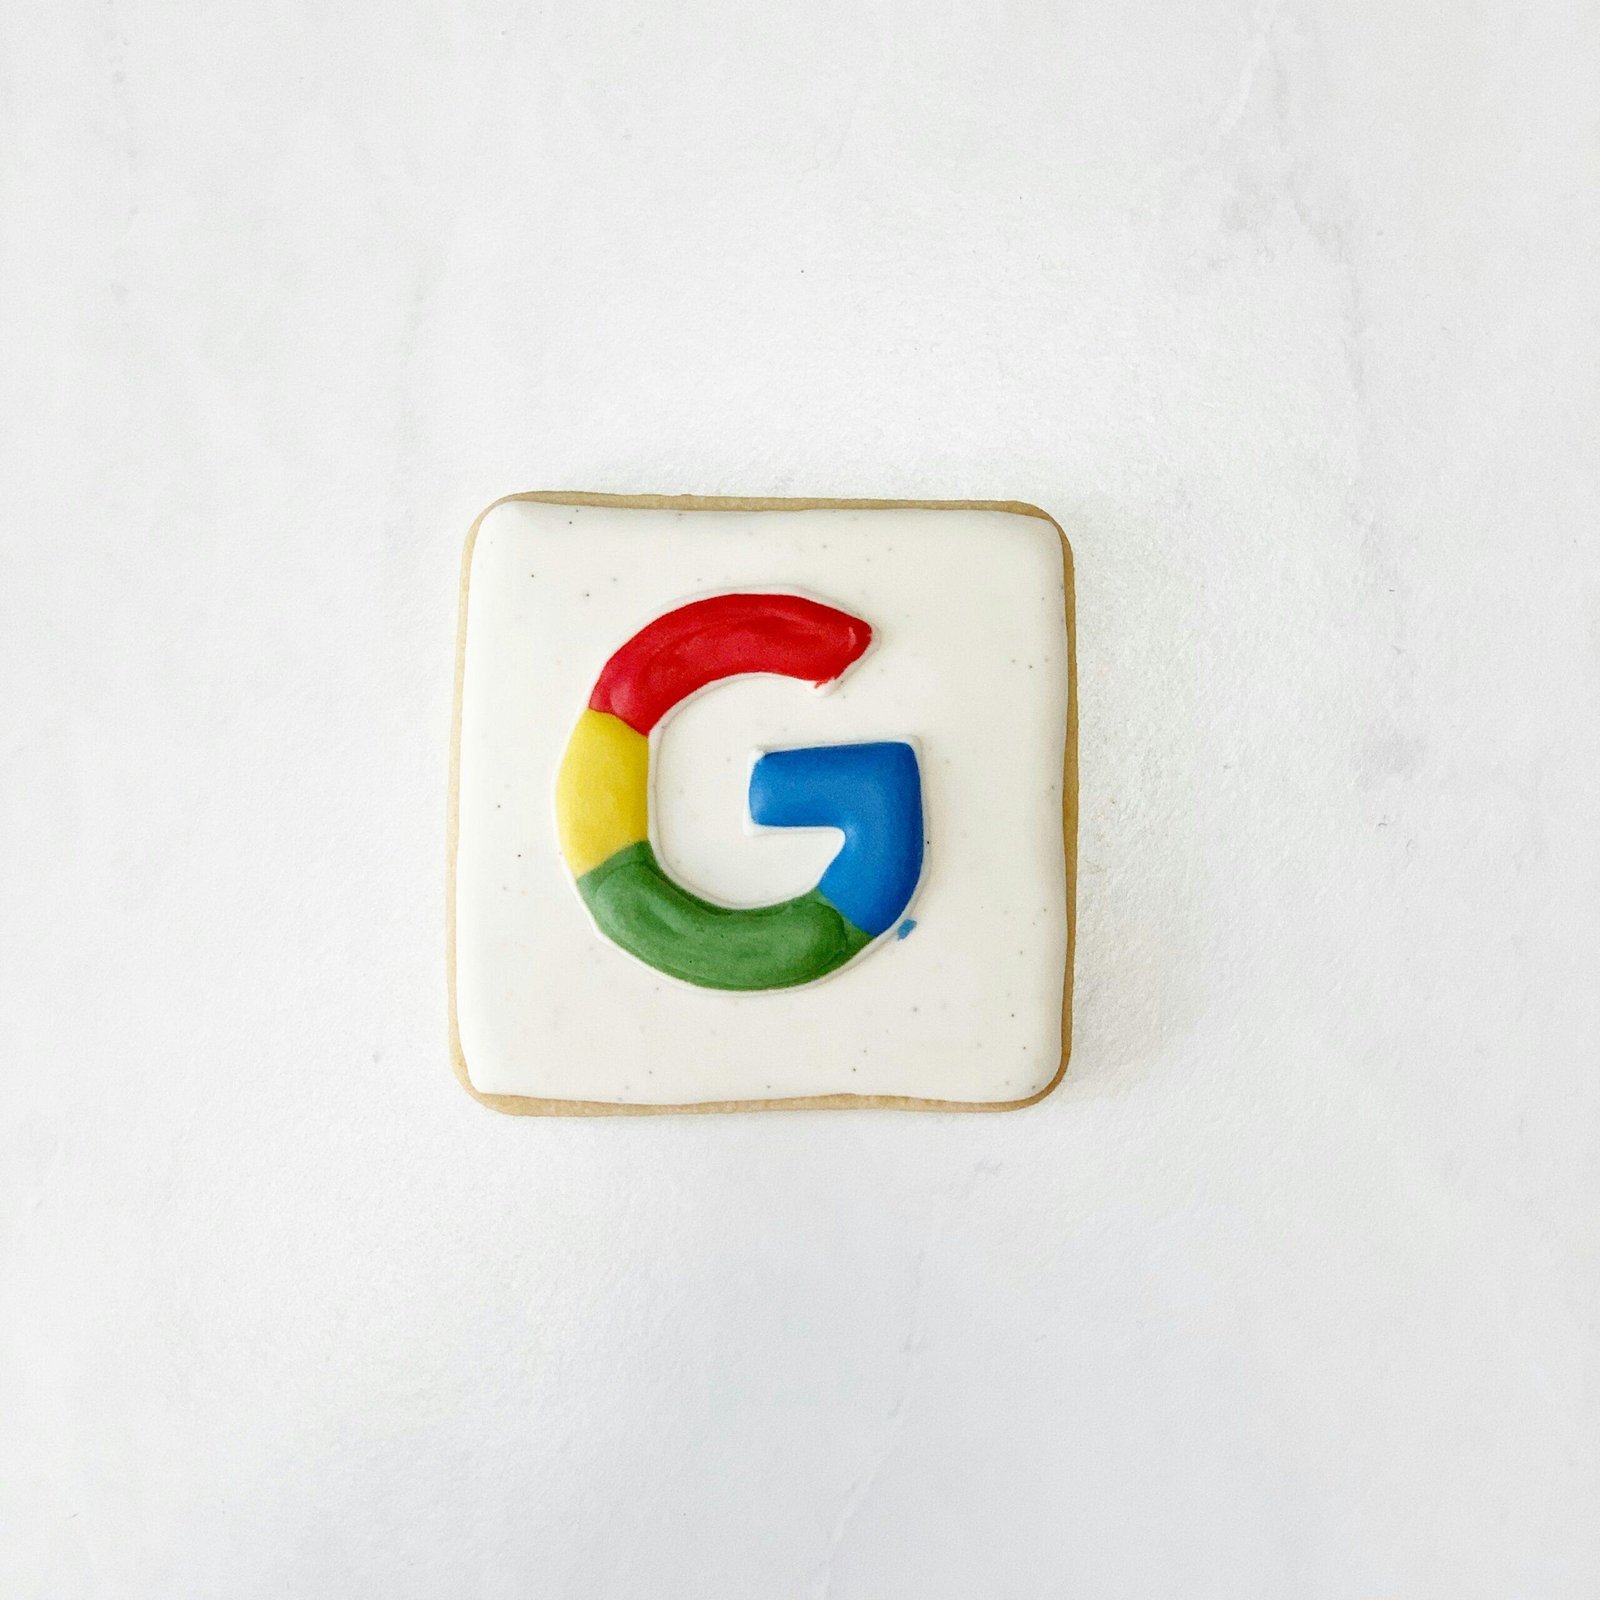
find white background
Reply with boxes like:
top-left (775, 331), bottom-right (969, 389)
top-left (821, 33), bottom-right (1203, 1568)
top-left (3, 0), bottom-right (1597, 1595)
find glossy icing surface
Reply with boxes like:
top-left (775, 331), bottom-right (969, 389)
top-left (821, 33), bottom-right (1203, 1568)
top-left (577, 843), bottom-right (872, 992)
top-left (747, 740), bottom-right (923, 940)
top-left (555, 594), bottom-right (921, 989)
top-left (453, 498), bottom-right (1072, 1108)
top-left (588, 591), bottom-right (871, 734)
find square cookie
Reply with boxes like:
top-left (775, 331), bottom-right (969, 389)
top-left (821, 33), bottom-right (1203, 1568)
top-left (448, 494), bottom-right (1076, 1113)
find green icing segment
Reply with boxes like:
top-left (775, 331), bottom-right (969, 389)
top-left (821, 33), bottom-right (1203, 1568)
top-left (577, 841), bottom-right (874, 991)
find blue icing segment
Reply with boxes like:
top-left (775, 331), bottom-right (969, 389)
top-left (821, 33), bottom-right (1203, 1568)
top-left (747, 741), bottom-right (924, 939)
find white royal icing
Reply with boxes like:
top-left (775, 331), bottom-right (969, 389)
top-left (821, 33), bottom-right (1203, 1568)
top-left (453, 499), bottom-right (1072, 1107)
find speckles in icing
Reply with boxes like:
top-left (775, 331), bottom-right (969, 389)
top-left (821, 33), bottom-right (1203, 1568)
top-left (452, 497), bottom-right (1073, 1109)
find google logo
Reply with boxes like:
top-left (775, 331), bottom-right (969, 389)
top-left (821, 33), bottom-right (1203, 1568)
top-left (555, 593), bottom-right (925, 991)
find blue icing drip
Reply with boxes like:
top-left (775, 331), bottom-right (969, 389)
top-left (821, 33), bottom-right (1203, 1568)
top-left (747, 741), bottom-right (924, 939)
top-left (896, 919), bottom-right (916, 940)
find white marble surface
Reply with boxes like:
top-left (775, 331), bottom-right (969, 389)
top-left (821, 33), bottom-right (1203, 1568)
top-left (3, 0), bottom-right (1597, 1595)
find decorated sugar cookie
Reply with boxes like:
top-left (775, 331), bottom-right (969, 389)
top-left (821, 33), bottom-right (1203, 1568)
top-left (449, 494), bottom-right (1076, 1114)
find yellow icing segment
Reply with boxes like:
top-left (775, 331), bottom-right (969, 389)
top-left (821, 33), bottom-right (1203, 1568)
top-left (555, 710), bottom-right (648, 876)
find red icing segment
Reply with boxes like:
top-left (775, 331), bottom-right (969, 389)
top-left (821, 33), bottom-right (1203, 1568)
top-left (590, 593), bottom-right (872, 734)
